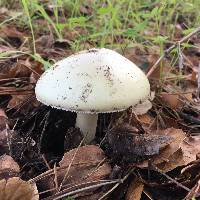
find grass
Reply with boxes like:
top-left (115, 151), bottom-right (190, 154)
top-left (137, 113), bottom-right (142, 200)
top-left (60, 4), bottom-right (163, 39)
top-left (0, 0), bottom-right (200, 70)
top-left (21, 0), bottom-right (36, 54)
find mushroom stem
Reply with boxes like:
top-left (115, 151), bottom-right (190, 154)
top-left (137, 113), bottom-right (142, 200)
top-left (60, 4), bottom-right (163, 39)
top-left (75, 113), bottom-right (98, 143)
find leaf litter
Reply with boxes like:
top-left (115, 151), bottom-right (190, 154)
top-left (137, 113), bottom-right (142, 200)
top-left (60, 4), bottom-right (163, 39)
top-left (1, 2), bottom-right (200, 200)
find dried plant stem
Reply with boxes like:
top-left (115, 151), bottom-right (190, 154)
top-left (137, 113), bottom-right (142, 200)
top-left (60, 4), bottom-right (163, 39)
top-left (147, 26), bottom-right (200, 77)
top-left (98, 168), bottom-right (135, 200)
top-left (43, 179), bottom-right (120, 200)
top-left (28, 161), bottom-right (101, 184)
top-left (58, 138), bottom-right (84, 191)
top-left (152, 164), bottom-right (197, 194)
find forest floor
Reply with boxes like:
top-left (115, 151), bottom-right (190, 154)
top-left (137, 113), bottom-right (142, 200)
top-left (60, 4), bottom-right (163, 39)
top-left (1, 1), bottom-right (200, 200)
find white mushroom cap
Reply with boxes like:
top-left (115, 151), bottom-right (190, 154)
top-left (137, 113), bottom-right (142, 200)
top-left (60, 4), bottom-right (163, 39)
top-left (35, 48), bottom-right (150, 113)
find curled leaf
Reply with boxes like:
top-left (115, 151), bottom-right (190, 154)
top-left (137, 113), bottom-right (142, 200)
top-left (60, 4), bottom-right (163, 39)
top-left (0, 177), bottom-right (38, 200)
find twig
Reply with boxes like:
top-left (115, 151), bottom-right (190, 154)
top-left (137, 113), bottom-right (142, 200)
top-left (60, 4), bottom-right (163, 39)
top-left (39, 111), bottom-right (50, 155)
top-left (197, 63), bottom-right (200, 99)
top-left (178, 112), bottom-right (200, 125)
top-left (152, 164), bottom-right (193, 193)
top-left (143, 189), bottom-right (155, 200)
top-left (28, 161), bottom-right (102, 184)
top-left (43, 179), bottom-right (120, 200)
top-left (41, 154), bottom-right (51, 170)
top-left (6, 124), bottom-right (12, 156)
top-left (178, 42), bottom-right (183, 71)
top-left (58, 138), bottom-right (84, 191)
top-left (83, 158), bottom-right (106, 180)
top-left (147, 26), bottom-right (200, 77)
top-left (98, 168), bottom-right (135, 200)
top-left (53, 163), bottom-right (59, 192)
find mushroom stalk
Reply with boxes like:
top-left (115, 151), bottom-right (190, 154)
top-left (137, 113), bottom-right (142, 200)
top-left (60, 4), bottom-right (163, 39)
top-left (76, 113), bottom-right (98, 143)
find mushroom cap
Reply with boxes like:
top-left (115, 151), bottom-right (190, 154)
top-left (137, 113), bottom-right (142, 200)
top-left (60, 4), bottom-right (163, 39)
top-left (35, 48), bottom-right (150, 113)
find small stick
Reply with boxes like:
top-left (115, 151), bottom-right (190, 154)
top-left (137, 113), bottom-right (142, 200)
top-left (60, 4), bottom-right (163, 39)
top-left (42, 154), bottom-right (51, 170)
top-left (143, 189), bottom-right (155, 200)
top-left (178, 42), bottom-right (183, 72)
top-left (6, 124), bottom-right (12, 156)
top-left (44, 179), bottom-right (120, 200)
top-left (53, 163), bottom-right (59, 192)
top-left (197, 63), bottom-right (200, 100)
top-left (98, 168), bottom-right (135, 200)
top-left (147, 26), bottom-right (200, 77)
top-left (58, 138), bottom-right (84, 191)
top-left (152, 163), bottom-right (195, 193)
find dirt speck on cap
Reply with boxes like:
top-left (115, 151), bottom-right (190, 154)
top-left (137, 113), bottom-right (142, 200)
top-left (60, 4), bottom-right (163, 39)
top-left (87, 49), bottom-right (98, 53)
top-left (52, 64), bottom-right (59, 70)
top-left (80, 83), bottom-right (93, 103)
top-left (103, 65), bottom-right (114, 86)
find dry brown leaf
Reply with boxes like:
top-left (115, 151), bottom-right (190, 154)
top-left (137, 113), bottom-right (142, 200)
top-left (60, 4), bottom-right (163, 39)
top-left (184, 179), bottom-right (200, 200)
top-left (0, 26), bottom-right (24, 38)
top-left (161, 92), bottom-right (193, 110)
top-left (138, 114), bottom-right (154, 125)
top-left (137, 128), bottom-right (186, 171)
top-left (133, 99), bottom-right (152, 115)
top-left (0, 45), bottom-right (16, 53)
top-left (38, 145), bottom-right (111, 199)
top-left (9, 61), bottom-right (32, 78)
top-left (161, 92), bottom-right (180, 109)
top-left (180, 136), bottom-right (200, 164)
top-left (0, 177), bottom-right (38, 200)
top-left (140, 131), bottom-right (200, 172)
top-left (0, 155), bottom-right (19, 173)
top-left (59, 145), bottom-right (111, 182)
top-left (0, 110), bottom-right (11, 155)
top-left (123, 47), bottom-right (148, 71)
top-left (0, 109), bottom-right (8, 131)
top-left (126, 177), bottom-right (144, 200)
top-left (0, 25), bottom-right (24, 47)
top-left (153, 128), bottom-right (186, 160)
top-left (108, 124), bottom-right (172, 163)
top-left (147, 55), bottom-right (172, 79)
top-left (8, 95), bottom-right (29, 109)
top-left (60, 145), bottom-right (106, 166)
top-left (156, 149), bottom-right (185, 172)
top-left (7, 94), bottom-right (39, 115)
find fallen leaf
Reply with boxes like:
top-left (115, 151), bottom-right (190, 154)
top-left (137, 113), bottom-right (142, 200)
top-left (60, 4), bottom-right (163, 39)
top-left (0, 177), bottom-right (38, 200)
top-left (152, 128), bottom-right (186, 161)
top-left (126, 177), bottom-right (144, 200)
top-left (180, 136), bottom-right (200, 164)
top-left (161, 92), bottom-right (193, 110)
top-left (137, 128), bottom-right (186, 171)
top-left (133, 99), bottom-right (152, 115)
top-left (123, 47), bottom-right (148, 72)
top-left (184, 179), bottom-right (200, 200)
top-left (8, 95), bottom-right (29, 109)
top-left (161, 92), bottom-right (180, 109)
top-left (59, 145), bottom-right (111, 182)
top-left (0, 25), bottom-right (24, 47)
top-left (107, 124), bottom-right (173, 162)
top-left (138, 114), bottom-right (154, 125)
top-left (9, 61), bottom-right (32, 78)
top-left (0, 109), bottom-right (8, 131)
top-left (7, 95), bottom-right (39, 115)
top-left (38, 145), bottom-right (111, 199)
top-left (0, 154), bottom-right (19, 173)
top-left (153, 134), bottom-right (200, 172)
top-left (0, 45), bottom-right (16, 53)
top-left (156, 149), bottom-right (185, 172)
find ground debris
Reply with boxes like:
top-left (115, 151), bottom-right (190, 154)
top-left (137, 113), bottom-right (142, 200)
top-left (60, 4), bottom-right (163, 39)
top-left (126, 177), bottom-right (144, 200)
top-left (106, 123), bottom-right (172, 163)
top-left (0, 177), bottom-right (39, 200)
top-left (36, 145), bottom-right (111, 199)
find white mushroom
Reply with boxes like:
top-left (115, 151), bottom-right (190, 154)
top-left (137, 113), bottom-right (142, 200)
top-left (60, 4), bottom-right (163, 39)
top-left (35, 48), bottom-right (150, 143)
